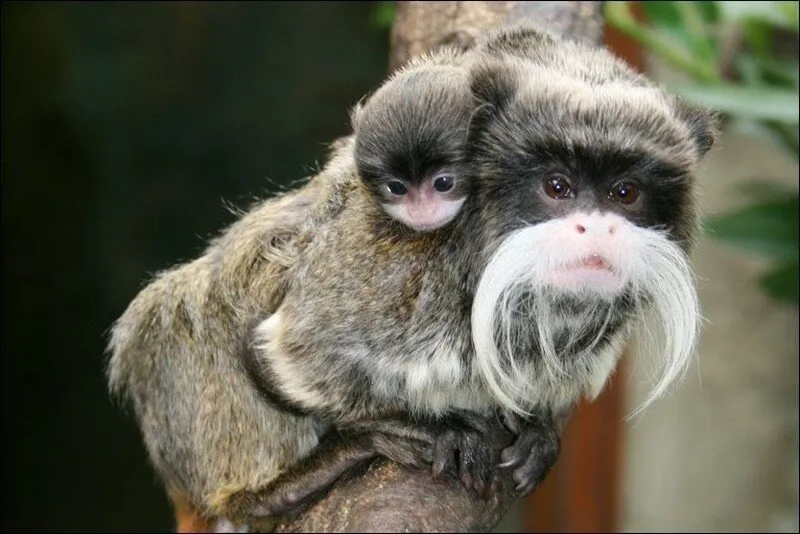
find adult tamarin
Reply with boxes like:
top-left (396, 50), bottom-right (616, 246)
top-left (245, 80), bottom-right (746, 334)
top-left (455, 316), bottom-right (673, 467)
top-left (107, 24), bottom-right (717, 532)
top-left (245, 23), bottom-right (718, 518)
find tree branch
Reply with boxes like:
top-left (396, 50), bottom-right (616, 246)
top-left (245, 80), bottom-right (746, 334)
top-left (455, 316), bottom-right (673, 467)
top-left (274, 2), bottom-right (604, 532)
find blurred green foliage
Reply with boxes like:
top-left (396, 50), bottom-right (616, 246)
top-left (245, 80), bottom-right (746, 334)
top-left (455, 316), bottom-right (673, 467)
top-left (370, 1), bottom-right (397, 29)
top-left (607, 1), bottom-right (799, 305)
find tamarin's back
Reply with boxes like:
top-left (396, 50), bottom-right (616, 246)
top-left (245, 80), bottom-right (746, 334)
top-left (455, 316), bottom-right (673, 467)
top-left (106, 137), bottom-right (357, 518)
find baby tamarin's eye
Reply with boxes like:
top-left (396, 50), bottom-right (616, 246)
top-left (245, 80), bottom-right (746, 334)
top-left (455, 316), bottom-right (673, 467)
top-left (432, 173), bottom-right (455, 193)
top-left (544, 176), bottom-right (575, 199)
top-left (608, 181), bottom-right (640, 205)
top-left (386, 180), bottom-right (409, 196)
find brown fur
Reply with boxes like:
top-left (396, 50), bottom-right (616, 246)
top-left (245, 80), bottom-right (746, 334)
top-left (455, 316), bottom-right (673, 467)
top-left (107, 137), bottom-right (358, 527)
top-left (106, 24), bottom-right (719, 531)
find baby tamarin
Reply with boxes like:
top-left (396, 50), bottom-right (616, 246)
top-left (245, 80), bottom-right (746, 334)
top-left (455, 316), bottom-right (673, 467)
top-left (352, 48), bottom-right (474, 232)
top-left (107, 24), bottom-right (718, 532)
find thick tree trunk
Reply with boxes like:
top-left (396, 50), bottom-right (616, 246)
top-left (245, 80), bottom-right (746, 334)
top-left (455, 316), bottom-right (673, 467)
top-left (274, 2), bottom-right (604, 532)
top-left (389, 1), bottom-right (603, 71)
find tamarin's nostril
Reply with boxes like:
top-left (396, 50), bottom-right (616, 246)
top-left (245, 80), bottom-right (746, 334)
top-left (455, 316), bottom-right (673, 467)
top-left (576, 224), bottom-right (586, 234)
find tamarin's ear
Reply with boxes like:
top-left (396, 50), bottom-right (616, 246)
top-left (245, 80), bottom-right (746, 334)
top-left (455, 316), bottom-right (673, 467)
top-left (349, 94), bottom-right (371, 132)
top-left (466, 60), bottom-right (519, 148)
top-left (476, 24), bottom-right (557, 61)
top-left (349, 103), bottom-right (362, 131)
top-left (469, 59), bottom-right (519, 110)
top-left (674, 97), bottom-right (721, 158)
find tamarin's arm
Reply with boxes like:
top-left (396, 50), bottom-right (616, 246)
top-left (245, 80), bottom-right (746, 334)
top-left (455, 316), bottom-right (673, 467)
top-left (245, 406), bottom-right (568, 519)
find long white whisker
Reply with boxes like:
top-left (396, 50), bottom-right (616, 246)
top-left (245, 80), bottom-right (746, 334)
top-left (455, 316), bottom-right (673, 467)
top-left (472, 216), bottom-right (701, 419)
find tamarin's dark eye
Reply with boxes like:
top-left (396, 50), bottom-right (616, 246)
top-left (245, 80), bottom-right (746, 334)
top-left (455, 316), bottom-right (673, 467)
top-left (386, 180), bottom-right (408, 196)
top-left (609, 181), bottom-right (640, 205)
top-left (433, 174), bottom-right (455, 193)
top-left (544, 176), bottom-right (574, 199)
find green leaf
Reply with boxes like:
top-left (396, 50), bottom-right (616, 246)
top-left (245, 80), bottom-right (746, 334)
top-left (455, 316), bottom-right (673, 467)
top-left (674, 1), bottom-right (719, 64)
top-left (765, 120), bottom-right (800, 157)
top-left (732, 119), bottom-right (800, 160)
top-left (642, 1), bottom-right (683, 27)
top-left (668, 84), bottom-right (800, 124)
top-left (644, 1), bottom-right (720, 26)
top-left (697, 1), bottom-right (722, 23)
top-left (716, 1), bottom-right (800, 30)
top-left (734, 54), bottom-right (764, 85)
top-left (759, 58), bottom-right (800, 90)
top-left (706, 196), bottom-right (799, 262)
top-left (734, 179), bottom-right (800, 202)
top-left (778, 0), bottom-right (800, 30)
top-left (758, 260), bottom-right (799, 305)
top-left (742, 18), bottom-right (777, 58)
top-left (606, 2), bottom-right (722, 83)
top-left (370, 1), bottom-right (396, 30)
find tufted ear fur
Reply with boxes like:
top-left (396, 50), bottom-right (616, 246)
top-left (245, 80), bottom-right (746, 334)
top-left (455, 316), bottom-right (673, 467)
top-left (466, 60), bottom-right (520, 150)
top-left (475, 23), bottom-right (559, 62)
top-left (348, 103), bottom-right (362, 131)
top-left (348, 93), bottom-right (373, 133)
top-left (673, 97), bottom-right (721, 158)
top-left (469, 59), bottom-right (520, 111)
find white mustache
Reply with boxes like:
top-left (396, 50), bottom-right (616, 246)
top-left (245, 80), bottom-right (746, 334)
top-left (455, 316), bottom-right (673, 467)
top-left (471, 212), bottom-right (701, 417)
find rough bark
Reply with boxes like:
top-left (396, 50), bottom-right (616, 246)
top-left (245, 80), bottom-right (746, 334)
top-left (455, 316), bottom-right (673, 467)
top-left (388, 1), bottom-right (603, 72)
top-left (274, 2), bottom-right (604, 532)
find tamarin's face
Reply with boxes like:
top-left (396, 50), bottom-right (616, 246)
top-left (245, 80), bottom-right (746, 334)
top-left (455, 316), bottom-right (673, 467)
top-left (353, 68), bottom-right (475, 232)
top-left (368, 166), bottom-right (467, 232)
top-left (465, 59), bottom-right (717, 415)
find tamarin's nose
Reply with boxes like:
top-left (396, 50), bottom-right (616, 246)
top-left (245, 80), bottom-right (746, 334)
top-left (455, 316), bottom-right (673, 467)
top-left (571, 214), bottom-right (618, 235)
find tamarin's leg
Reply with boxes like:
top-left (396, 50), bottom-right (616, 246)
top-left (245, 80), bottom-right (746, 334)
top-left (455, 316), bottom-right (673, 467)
top-left (238, 410), bottom-right (498, 519)
top-left (234, 431), bottom-right (383, 519)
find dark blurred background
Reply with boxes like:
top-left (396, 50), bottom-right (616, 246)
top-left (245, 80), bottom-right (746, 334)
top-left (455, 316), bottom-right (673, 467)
top-left (1, 2), bottom-right (390, 530)
top-left (4, 2), bottom-right (798, 533)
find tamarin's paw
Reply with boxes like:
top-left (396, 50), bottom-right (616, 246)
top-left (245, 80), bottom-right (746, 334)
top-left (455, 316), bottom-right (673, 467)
top-left (498, 412), bottom-right (560, 496)
top-left (430, 412), bottom-right (496, 498)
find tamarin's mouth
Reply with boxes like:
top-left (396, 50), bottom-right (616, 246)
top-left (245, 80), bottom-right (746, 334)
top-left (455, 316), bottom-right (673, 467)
top-left (576, 253), bottom-right (612, 271)
top-left (548, 254), bottom-right (622, 294)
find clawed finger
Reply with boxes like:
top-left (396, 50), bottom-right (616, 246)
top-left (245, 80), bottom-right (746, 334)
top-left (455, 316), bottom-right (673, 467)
top-left (432, 430), bottom-right (455, 478)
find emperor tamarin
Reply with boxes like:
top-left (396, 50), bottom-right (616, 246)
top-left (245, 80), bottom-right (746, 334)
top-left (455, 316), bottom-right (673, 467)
top-left (106, 24), bottom-right (718, 532)
top-left (248, 23), bottom-right (718, 517)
